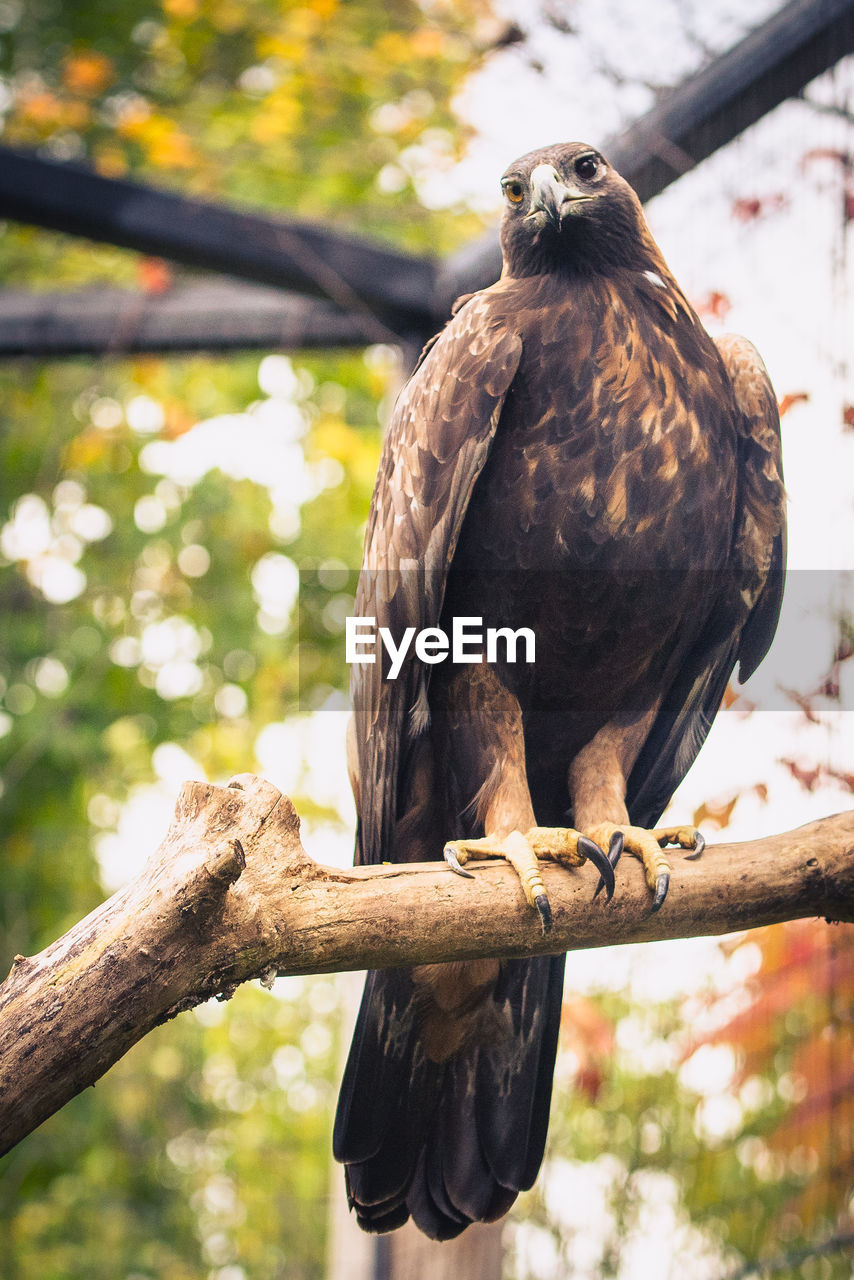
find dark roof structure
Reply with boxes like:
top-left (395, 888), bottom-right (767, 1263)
top-left (0, 0), bottom-right (852, 358)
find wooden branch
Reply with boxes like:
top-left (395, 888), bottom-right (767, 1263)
top-left (1, 772), bottom-right (853, 1157)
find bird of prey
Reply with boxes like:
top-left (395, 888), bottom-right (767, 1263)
top-left (334, 141), bottom-right (786, 1239)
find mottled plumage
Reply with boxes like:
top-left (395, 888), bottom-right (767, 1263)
top-left (334, 142), bottom-right (785, 1239)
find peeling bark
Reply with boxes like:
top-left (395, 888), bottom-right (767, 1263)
top-left (1, 771), bottom-right (853, 1156)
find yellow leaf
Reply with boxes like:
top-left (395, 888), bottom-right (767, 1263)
top-left (65, 431), bottom-right (107, 468)
top-left (411, 27), bottom-right (445, 58)
top-left (93, 145), bottom-right (129, 178)
top-left (376, 33), bottom-right (410, 64)
top-left (162, 0), bottom-right (201, 17)
top-left (210, 0), bottom-right (245, 33)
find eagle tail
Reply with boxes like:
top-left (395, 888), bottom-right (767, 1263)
top-left (333, 955), bottom-right (566, 1240)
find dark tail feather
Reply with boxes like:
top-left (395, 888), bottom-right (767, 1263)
top-left (334, 955), bottom-right (566, 1240)
top-left (334, 968), bottom-right (441, 1219)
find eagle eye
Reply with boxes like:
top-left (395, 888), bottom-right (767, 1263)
top-left (574, 153), bottom-right (600, 181)
top-left (502, 178), bottom-right (525, 205)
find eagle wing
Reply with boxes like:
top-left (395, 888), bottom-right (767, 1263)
top-left (353, 291), bottom-right (523, 865)
top-left (626, 333), bottom-right (786, 826)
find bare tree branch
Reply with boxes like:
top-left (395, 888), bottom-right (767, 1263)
top-left (1, 771), bottom-right (853, 1157)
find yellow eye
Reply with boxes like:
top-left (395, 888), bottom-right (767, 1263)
top-left (502, 179), bottom-right (525, 204)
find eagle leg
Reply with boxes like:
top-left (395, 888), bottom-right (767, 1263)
top-left (526, 825), bottom-right (617, 903)
top-left (444, 827), bottom-right (615, 935)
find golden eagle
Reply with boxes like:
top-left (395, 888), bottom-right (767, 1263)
top-left (333, 142), bottom-right (786, 1239)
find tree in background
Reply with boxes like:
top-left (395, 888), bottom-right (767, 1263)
top-left (0, 1), bottom-right (496, 1274)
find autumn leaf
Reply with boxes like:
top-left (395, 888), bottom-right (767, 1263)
top-left (779, 758), bottom-right (823, 791)
top-left (137, 257), bottom-right (173, 294)
top-left (692, 793), bottom-right (738, 830)
top-left (782, 687), bottom-right (821, 723)
top-left (732, 194), bottom-right (787, 222)
top-left (778, 391), bottom-right (810, 416)
top-left (825, 766), bottom-right (854, 793)
top-left (560, 996), bottom-right (615, 1101)
top-left (694, 290), bottom-right (731, 320)
top-left (62, 49), bottom-right (115, 97)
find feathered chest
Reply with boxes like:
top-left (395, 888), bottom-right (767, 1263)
top-left (454, 276), bottom-right (738, 574)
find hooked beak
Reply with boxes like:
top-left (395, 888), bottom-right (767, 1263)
top-left (528, 163), bottom-right (591, 230)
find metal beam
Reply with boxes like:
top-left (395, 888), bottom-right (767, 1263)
top-left (0, 149), bottom-right (438, 334)
top-left (0, 282), bottom-right (390, 358)
top-left (437, 0), bottom-right (854, 306)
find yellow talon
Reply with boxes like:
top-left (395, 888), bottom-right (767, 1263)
top-left (442, 823), bottom-right (620, 933)
top-left (524, 826), bottom-right (585, 866)
top-left (494, 830), bottom-right (553, 934)
top-left (652, 825), bottom-right (705, 859)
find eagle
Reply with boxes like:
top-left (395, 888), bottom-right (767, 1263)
top-left (333, 142), bottom-right (786, 1240)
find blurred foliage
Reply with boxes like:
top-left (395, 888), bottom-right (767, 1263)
top-left (508, 922), bottom-right (854, 1279)
top-left (0, 0), bottom-right (497, 284)
top-left (2, 979), bottom-right (342, 1280)
top-left (0, 0), bottom-right (493, 1274)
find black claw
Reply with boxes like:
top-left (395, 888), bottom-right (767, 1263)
top-left (579, 834), bottom-right (615, 903)
top-left (608, 830), bottom-right (625, 866)
top-left (443, 845), bottom-right (475, 878)
top-left (535, 893), bottom-right (553, 934)
top-left (684, 830), bottom-right (705, 860)
top-left (593, 831), bottom-right (624, 900)
top-left (651, 871), bottom-right (670, 913)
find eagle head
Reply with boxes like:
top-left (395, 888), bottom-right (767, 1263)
top-left (499, 142), bottom-right (657, 278)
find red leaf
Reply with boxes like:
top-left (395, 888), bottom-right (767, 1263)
top-left (137, 257), bottom-right (173, 295)
top-left (826, 767), bottom-right (854, 793)
top-left (694, 290), bottom-right (732, 320)
top-left (733, 197), bottom-right (762, 222)
top-left (732, 194), bottom-right (787, 223)
top-left (781, 688), bottom-right (821, 723)
top-left (780, 758), bottom-right (822, 791)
